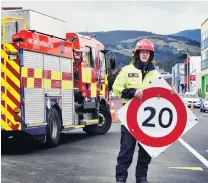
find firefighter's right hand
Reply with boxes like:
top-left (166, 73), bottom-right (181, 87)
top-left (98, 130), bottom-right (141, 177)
top-left (134, 89), bottom-right (143, 99)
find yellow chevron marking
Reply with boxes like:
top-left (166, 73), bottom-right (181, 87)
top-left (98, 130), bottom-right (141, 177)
top-left (5, 43), bottom-right (18, 52)
top-left (1, 50), bottom-right (20, 73)
top-left (1, 102), bottom-right (6, 114)
top-left (2, 63), bottom-right (20, 87)
top-left (168, 167), bottom-right (204, 171)
top-left (1, 78), bottom-right (20, 101)
top-left (1, 93), bottom-right (20, 117)
top-left (1, 119), bottom-right (12, 131)
top-left (1, 106), bottom-right (21, 130)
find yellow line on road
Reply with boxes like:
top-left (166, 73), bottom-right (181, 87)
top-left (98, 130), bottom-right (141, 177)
top-left (168, 167), bottom-right (204, 171)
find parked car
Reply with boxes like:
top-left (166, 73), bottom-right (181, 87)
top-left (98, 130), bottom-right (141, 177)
top-left (200, 98), bottom-right (208, 112)
top-left (181, 92), bottom-right (201, 108)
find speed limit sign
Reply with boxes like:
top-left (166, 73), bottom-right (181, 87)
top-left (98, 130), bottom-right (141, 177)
top-left (116, 77), bottom-right (198, 158)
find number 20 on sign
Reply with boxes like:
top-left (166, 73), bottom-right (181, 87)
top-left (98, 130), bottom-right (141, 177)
top-left (116, 77), bottom-right (198, 158)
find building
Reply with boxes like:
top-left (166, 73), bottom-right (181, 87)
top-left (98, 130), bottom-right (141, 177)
top-left (201, 18), bottom-right (208, 98)
top-left (184, 56), bottom-right (201, 94)
top-left (172, 63), bottom-right (185, 94)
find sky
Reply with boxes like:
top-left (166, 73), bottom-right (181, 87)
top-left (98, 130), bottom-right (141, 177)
top-left (2, 0), bottom-right (208, 35)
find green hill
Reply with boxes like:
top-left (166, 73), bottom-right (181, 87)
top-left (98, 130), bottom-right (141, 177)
top-left (172, 29), bottom-right (201, 42)
top-left (79, 30), bottom-right (201, 72)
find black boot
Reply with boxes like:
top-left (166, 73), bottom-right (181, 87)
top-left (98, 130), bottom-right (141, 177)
top-left (116, 177), bottom-right (127, 183)
top-left (136, 176), bottom-right (150, 183)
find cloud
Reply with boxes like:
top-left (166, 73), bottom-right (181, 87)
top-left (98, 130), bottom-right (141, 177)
top-left (2, 1), bottom-right (208, 34)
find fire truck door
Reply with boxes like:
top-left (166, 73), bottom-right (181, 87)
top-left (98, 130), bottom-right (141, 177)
top-left (22, 50), bottom-right (46, 128)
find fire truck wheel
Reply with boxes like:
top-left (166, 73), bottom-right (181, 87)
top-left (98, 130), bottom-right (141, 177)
top-left (84, 104), bottom-right (112, 135)
top-left (97, 104), bottom-right (112, 135)
top-left (46, 108), bottom-right (61, 147)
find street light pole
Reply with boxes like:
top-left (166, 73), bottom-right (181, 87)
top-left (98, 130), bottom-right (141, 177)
top-left (186, 52), bottom-right (189, 92)
top-left (177, 49), bottom-right (190, 93)
top-left (177, 61), bottom-right (180, 93)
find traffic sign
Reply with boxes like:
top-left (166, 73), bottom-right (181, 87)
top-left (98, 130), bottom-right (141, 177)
top-left (190, 75), bottom-right (196, 81)
top-left (116, 77), bottom-right (198, 158)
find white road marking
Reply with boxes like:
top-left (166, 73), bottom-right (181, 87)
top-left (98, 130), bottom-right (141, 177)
top-left (178, 138), bottom-right (208, 167)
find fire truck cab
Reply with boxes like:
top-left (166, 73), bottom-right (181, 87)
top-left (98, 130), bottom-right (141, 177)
top-left (1, 9), bottom-right (116, 147)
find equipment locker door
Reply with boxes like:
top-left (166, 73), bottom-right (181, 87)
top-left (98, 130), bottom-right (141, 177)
top-left (22, 50), bottom-right (45, 128)
top-left (60, 57), bottom-right (74, 127)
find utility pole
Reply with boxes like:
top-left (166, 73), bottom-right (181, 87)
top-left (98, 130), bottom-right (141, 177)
top-left (186, 52), bottom-right (189, 92)
top-left (177, 63), bottom-right (180, 94)
top-left (177, 49), bottom-right (190, 93)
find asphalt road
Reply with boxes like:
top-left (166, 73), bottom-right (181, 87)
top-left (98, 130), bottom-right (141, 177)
top-left (1, 108), bottom-right (208, 183)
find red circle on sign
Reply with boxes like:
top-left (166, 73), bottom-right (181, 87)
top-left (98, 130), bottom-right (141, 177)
top-left (126, 87), bottom-right (187, 147)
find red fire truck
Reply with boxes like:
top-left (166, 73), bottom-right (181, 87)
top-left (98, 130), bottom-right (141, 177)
top-left (1, 9), bottom-right (116, 147)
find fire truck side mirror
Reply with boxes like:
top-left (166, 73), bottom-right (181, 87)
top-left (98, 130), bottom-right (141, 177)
top-left (73, 49), bottom-right (83, 62)
top-left (71, 36), bottom-right (77, 42)
top-left (102, 49), bottom-right (117, 71)
top-left (109, 57), bottom-right (116, 70)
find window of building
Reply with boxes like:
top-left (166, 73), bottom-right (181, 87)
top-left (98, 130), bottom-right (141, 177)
top-left (201, 50), bottom-right (208, 60)
top-left (202, 58), bottom-right (208, 70)
top-left (202, 52), bottom-right (206, 60)
top-left (202, 32), bottom-right (205, 41)
top-left (206, 59), bottom-right (208, 69)
top-left (201, 38), bottom-right (208, 51)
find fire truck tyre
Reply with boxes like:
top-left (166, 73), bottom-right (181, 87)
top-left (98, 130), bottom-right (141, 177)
top-left (84, 104), bottom-right (112, 135)
top-left (98, 104), bottom-right (112, 135)
top-left (46, 108), bottom-right (61, 147)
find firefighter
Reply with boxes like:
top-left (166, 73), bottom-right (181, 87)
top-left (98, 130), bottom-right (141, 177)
top-left (113, 39), bottom-right (176, 183)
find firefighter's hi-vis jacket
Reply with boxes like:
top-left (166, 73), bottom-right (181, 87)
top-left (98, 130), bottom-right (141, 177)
top-left (112, 60), bottom-right (160, 104)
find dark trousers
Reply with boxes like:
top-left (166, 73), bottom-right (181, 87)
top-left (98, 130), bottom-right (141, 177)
top-left (116, 125), bottom-right (152, 179)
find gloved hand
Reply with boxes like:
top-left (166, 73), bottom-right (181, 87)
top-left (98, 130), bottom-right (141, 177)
top-left (171, 85), bottom-right (177, 95)
top-left (134, 89), bottom-right (143, 99)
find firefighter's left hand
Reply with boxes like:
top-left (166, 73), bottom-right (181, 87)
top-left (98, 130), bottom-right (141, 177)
top-left (171, 85), bottom-right (177, 95)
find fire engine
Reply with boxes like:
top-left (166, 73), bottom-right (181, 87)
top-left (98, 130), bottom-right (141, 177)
top-left (1, 9), bottom-right (116, 147)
